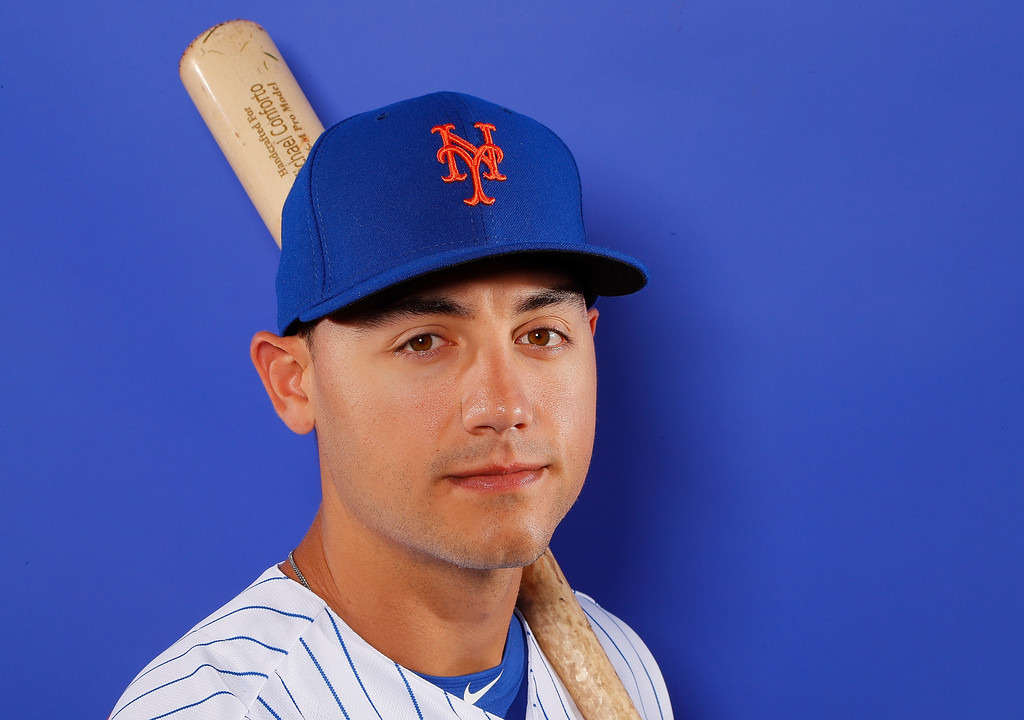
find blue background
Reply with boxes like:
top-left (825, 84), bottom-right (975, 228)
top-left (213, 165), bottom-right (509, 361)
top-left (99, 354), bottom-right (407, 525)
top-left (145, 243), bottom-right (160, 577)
top-left (2, 1), bottom-right (1022, 717)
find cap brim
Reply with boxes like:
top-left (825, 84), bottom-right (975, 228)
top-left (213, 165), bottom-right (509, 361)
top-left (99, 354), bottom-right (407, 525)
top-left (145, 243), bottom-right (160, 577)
top-left (295, 241), bottom-right (648, 327)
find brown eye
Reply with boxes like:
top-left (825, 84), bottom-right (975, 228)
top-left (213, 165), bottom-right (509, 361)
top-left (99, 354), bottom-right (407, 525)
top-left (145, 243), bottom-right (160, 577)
top-left (405, 335), bottom-right (436, 352)
top-left (528, 329), bottom-right (553, 346)
top-left (517, 328), bottom-right (565, 347)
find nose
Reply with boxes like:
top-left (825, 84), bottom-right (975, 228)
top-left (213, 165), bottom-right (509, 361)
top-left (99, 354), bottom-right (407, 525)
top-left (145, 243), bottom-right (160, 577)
top-left (461, 345), bottom-right (534, 434)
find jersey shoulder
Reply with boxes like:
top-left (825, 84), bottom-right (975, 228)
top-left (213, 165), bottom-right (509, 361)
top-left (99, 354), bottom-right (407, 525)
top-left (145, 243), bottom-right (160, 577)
top-left (574, 591), bottom-right (674, 720)
top-left (110, 566), bottom-right (327, 720)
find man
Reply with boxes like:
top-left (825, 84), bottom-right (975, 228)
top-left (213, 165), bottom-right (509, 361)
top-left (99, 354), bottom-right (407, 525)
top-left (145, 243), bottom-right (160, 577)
top-left (112, 91), bottom-right (672, 719)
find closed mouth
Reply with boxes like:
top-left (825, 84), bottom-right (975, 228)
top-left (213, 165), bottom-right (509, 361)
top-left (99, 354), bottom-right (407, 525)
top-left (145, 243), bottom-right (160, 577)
top-left (447, 464), bottom-right (546, 491)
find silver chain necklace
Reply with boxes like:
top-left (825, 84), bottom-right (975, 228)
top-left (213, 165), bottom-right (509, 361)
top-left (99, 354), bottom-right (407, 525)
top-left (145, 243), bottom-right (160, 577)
top-left (287, 550), bottom-right (312, 591)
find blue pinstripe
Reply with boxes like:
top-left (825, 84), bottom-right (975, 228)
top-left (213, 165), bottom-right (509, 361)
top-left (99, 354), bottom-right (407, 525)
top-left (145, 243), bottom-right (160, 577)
top-left (128, 636), bottom-right (286, 689)
top-left (325, 610), bottom-right (385, 719)
top-left (531, 638), bottom-right (567, 719)
top-left (585, 606), bottom-right (663, 716)
top-left (301, 638), bottom-right (351, 719)
top-left (396, 663), bottom-right (426, 720)
top-left (249, 576), bottom-right (293, 590)
top-left (534, 682), bottom-right (552, 720)
top-left (525, 664), bottom-right (551, 720)
top-left (582, 605), bottom-right (664, 720)
top-left (275, 671), bottom-right (305, 718)
top-left (257, 696), bottom-right (283, 719)
top-left (442, 691), bottom-right (462, 718)
top-left (112, 664), bottom-right (267, 720)
top-left (189, 605), bottom-right (315, 637)
top-left (151, 691), bottom-right (236, 719)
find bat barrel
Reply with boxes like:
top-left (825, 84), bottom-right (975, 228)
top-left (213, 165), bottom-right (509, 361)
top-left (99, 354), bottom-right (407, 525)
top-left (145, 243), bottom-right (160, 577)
top-left (180, 20), bottom-right (324, 246)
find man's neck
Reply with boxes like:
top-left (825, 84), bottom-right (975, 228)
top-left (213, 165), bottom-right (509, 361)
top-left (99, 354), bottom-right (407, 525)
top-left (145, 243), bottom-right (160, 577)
top-left (282, 508), bottom-right (523, 677)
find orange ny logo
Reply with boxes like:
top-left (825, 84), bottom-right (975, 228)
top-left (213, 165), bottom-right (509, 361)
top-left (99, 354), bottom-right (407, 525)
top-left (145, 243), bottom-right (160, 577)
top-left (431, 122), bottom-right (507, 206)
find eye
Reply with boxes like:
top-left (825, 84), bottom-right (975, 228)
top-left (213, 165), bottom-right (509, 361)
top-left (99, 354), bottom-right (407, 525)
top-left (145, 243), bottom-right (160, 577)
top-left (516, 328), bottom-right (567, 347)
top-left (401, 334), bottom-right (444, 353)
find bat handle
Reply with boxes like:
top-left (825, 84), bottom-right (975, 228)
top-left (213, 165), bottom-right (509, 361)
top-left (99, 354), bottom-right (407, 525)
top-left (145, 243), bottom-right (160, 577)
top-left (518, 549), bottom-right (643, 719)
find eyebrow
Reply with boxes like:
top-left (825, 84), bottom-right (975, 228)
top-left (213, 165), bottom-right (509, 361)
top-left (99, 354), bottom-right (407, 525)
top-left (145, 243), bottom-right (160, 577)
top-left (350, 286), bottom-right (586, 331)
top-left (351, 297), bottom-right (472, 329)
top-left (514, 287), bottom-right (586, 315)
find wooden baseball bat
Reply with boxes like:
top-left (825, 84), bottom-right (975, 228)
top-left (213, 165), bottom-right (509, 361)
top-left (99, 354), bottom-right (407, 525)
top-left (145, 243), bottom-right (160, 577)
top-left (179, 20), bottom-right (322, 246)
top-left (179, 20), bottom-right (642, 720)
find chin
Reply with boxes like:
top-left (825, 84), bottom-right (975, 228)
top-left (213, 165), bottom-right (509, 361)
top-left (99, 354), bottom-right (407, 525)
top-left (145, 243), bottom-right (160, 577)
top-left (442, 531), bottom-right (552, 571)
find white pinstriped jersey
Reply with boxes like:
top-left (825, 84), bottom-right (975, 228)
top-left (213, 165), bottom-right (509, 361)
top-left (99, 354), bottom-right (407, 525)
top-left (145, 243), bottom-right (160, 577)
top-left (111, 566), bottom-right (672, 720)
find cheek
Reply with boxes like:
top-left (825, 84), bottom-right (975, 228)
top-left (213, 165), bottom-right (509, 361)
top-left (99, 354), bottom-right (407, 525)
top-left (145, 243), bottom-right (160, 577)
top-left (377, 371), bottom-right (459, 452)
top-left (538, 356), bottom-right (598, 451)
top-left (318, 365), bottom-right (457, 459)
top-left (562, 354), bottom-right (598, 417)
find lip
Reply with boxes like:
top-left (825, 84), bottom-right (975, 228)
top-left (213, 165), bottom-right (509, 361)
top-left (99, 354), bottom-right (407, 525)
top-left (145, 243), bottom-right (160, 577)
top-left (447, 464), bottom-right (546, 492)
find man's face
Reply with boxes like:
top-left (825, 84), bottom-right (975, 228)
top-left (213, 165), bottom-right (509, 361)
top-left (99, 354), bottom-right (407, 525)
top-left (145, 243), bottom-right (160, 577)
top-left (305, 265), bottom-right (599, 571)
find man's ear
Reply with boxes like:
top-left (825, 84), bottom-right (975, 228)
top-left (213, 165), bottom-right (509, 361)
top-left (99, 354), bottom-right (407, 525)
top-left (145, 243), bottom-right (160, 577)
top-left (250, 330), bottom-right (316, 435)
top-left (588, 307), bottom-right (599, 336)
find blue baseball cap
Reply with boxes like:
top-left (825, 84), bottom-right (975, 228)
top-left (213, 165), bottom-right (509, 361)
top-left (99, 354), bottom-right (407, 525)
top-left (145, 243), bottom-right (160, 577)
top-left (277, 91), bottom-right (647, 334)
